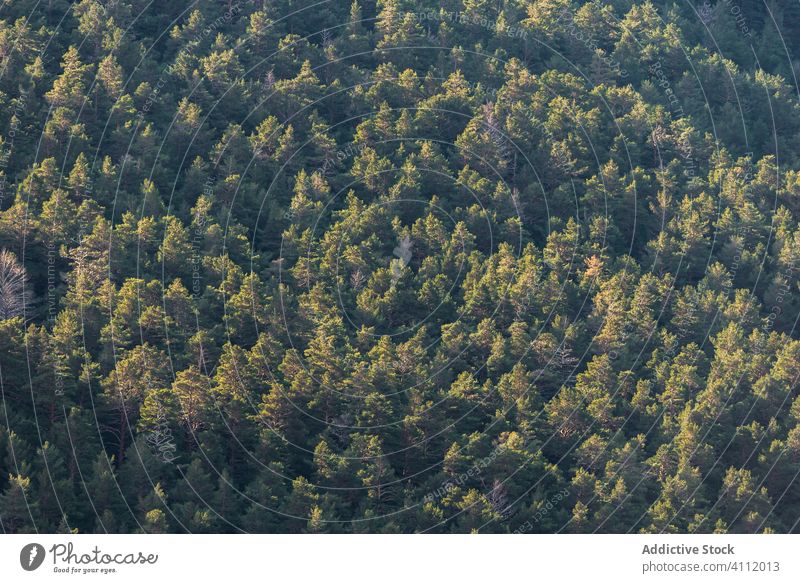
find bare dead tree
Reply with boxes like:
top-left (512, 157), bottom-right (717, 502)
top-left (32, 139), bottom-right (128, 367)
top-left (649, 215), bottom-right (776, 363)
top-left (350, 268), bottom-right (366, 291)
top-left (0, 249), bottom-right (31, 320)
top-left (698, 1), bottom-right (714, 26)
top-left (482, 102), bottom-right (513, 171)
top-left (487, 479), bottom-right (512, 519)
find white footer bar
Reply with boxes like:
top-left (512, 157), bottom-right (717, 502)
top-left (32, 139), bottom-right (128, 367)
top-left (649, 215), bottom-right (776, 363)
top-left (1, 534), bottom-right (796, 582)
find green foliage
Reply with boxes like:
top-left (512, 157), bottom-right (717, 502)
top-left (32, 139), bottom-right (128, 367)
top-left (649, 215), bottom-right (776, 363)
top-left (1, 0), bottom-right (800, 534)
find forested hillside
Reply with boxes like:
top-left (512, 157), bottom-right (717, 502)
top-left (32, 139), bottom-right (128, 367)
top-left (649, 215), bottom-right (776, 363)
top-left (2, 0), bottom-right (800, 533)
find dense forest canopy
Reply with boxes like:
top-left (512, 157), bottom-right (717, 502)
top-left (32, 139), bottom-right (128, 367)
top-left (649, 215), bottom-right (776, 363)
top-left (1, 0), bottom-right (800, 533)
